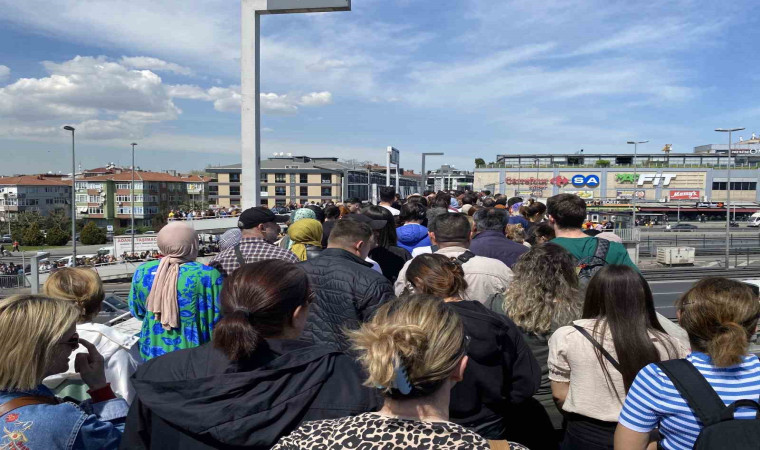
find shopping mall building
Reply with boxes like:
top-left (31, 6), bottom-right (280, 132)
top-left (474, 140), bottom-right (760, 221)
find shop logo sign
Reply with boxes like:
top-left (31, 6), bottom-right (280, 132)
top-left (615, 173), bottom-right (676, 186)
top-left (550, 176), bottom-right (569, 187)
top-left (571, 174), bottom-right (600, 188)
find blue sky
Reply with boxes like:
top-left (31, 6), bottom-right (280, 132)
top-left (2, 0), bottom-right (760, 176)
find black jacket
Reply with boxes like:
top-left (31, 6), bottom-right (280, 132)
top-left (448, 301), bottom-right (542, 438)
top-left (369, 245), bottom-right (412, 283)
top-left (305, 244), bottom-right (322, 260)
top-left (120, 340), bottom-right (380, 450)
top-left (299, 248), bottom-right (395, 350)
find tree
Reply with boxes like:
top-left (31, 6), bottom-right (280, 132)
top-left (595, 160), bottom-right (611, 167)
top-left (79, 221), bottom-right (107, 245)
top-left (22, 222), bottom-right (45, 246)
top-left (45, 227), bottom-right (70, 246)
top-left (475, 158), bottom-right (486, 167)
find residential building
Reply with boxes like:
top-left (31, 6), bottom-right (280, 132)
top-left (208, 155), bottom-right (419, 208)
top-left (0, 175), bottom-right (72, 220)
top-left (425, 165), bottom-right (474, 192)
top-left (74, 171), bottom-right (208, 227)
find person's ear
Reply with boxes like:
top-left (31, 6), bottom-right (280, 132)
top-left (547, 215), bottom-right (556, 225)
top-left (450, 355), bottom-right (468, 382)
top-left (354, 240), bottom-right (364, 254)
top-left (429, 232), bottom-right (438, 245)
top-left (291, 303), bottom-right (309, 329)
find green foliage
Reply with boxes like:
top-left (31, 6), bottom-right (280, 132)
top-left (80, 222), bottom-right (107, 245)
top-left (22, 222), bottom-right (45, 246)
top-left (475, 158), bottom-right (486, 167)
top-left (45, 227), bottom-right (70, 246)
top-left (595, 160), bottom-right (611, 167)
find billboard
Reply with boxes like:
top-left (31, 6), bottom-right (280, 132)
top-left (670, 190), bottom-right (700, 200)
top-left (113, 235), bottom-right (158, 256)
top-left (566, 190), bottom-right (594, 199)
top-left (617, 190), bottom-right (645, 200)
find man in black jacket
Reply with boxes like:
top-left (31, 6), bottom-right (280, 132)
top-left (300, 218), bottom-right (395, 350)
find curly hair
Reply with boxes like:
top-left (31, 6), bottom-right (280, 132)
top-left (503, 243), bottom-right (582, 334)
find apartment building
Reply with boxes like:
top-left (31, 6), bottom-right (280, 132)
top-left (0, 175), bottom-right (72, 220)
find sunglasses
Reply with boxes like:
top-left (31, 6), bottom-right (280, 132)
top-left (58, 334), bottom-right (79, 349)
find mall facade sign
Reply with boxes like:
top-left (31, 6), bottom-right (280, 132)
top-left (615, 173), bottom-right (677, 186)
top-left (669, 190), bottom-right (700, 200)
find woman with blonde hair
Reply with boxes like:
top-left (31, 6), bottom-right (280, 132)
top-left (0, 295), bottom-right (128, 449)
top-left (616, 277), bottom-right (760, 449)
top-left (286, 218), bottom-right (323, 261)
top-left (43, 268), bottom-right (141, 403)
top-left (273, 295), bottom-right (526, 449)
top-left (128, 222), bottom-right (223, 360)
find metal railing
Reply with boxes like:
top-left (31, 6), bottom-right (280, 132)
top-left (0, 274), bottom-right (29, 290)
top-left (612, 228), bottom-right (640, 242)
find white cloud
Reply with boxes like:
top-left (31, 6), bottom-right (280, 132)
top-left (299, 91), bottom-right (332, 107)
top-left (168, 84), bottom-right (333, 114)
top-left (120, 56), bottom-right (194, 76)
top-left (0, 65), bottom-right (9, 81)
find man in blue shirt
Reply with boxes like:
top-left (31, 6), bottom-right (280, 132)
top-left (470, 207), bottom-right (528, 268)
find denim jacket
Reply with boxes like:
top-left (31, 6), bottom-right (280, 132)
top-left (0, 385), bottom-right (128, 449)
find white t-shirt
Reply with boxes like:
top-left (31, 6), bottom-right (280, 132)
top-left (411, 246), bottom-right (433, 257)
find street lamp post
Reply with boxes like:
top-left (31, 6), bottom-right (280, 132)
top-left (131, 142), bottom-right (137, 257)
top-left (716, 127), bottom-right (745, 268)
top-left (627, 140), bottom-right (648, 230)
top-left (240, 0), bottom-right (351, 209)
top-left (420, 152), bottom-right (443, 193)
top-left (63, 126), bottom-right (77, 267)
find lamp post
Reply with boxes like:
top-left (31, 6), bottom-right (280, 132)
top-left (130, 142), bottom-right (137, 257)
top-left (716, 127), bottom-right (744, 268)
top-left (626, 140), bottom-right (648, 229)
top-left (421, 152), bottom-right (443, 193)
top-left (63, 126), bottom-right (77, 267)
top-left (240, 0), bottom-right (351, 209)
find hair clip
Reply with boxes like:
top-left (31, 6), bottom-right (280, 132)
top-left (392, 359), bottom-right (413, 395)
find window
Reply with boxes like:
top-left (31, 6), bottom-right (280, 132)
top-left (300, 186), bottom-right (308, 196)
top-left (145, 207), bottom-right (158, 214)
top-left (87, 182), bottom-right (103, 190)
top-left (134, 207), bottom-right (144, 214)
top-left (713, 181), bottom-right (757, 190)
top-left (115, 183), bottom-right (130, 190)
top-left (321, 173), bottom-right (331, 184)
top-left (300, 173), bottom-right (308, 184)
top-left (230, 186), bottom-right (241, 196)
top-left (321, 187), bottom-right (332, 196)
top-left (275, 187), bottom-right (286, 196)
top-left (117, 207), bottom-right (132, 214)
top-left (133, 194), bottom-right (143, 202)
top-left (134, 182), bottom-right (144, 190)
top-left (88, 195), bottom-right (101, 203)
top-left (116, 195), bottom-right (131, 202)
top-left (229, 173), bottom-right (241, 183)
top-left (76, 194), bottom-right (88, 203)
top-left (75, 182), bottom-right (87, 190)
top-left (88, 206), bottom-right (103, 214)
top-left (275, 173), bottom-right (286, 183)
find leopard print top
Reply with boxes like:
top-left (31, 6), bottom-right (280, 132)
top-left (272, 412), bottom-right (529, 449)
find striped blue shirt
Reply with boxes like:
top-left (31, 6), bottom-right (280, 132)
top-left (618, 352), bottom-right (760, 450)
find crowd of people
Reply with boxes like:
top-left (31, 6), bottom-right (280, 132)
top-left (0, 187), bottom-right (758, 450)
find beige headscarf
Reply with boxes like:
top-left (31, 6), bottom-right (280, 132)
top-left (145, 222), bottom-right (199, 330)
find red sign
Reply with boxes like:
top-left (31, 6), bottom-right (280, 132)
top-left (670, 190), bottom-right (700, 200)
top-left (550, 176), bottom-right (569, 187)
top-left (505, 177), bottom-right (550, 186)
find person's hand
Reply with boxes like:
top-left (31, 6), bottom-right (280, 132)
top-left (74, 338), bottom-right (108, 391)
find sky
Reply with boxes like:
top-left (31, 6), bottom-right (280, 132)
top-left (2, 0), bottom-right (760, 176)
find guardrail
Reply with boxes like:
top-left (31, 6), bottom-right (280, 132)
top-left (642, 266), bottom-right (760, 281)
top-left (0, 275), bottom-right (29, 289)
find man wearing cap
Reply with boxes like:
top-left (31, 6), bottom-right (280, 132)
top-left (209, 207), bottom-right (299, 277)
top-left (300, 215), bottom-right (394, 351)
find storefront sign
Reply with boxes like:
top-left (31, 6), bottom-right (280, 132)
top-left (670, 190), bottom-right (700, 200)
top-left (571, 174), bottom-right (600, 188)
top-left (505, 177), bottom-right (550, 186)
top-left (617, 190), bottom-right (645, 200)
top-left (550, 176), bottom-right (569, 187)
top-left (566, 190), bottom-right (594, 199)
top-left (696, 202), bottom-right (725, 208)
top-left (615, 173), bottom-right (677, 186)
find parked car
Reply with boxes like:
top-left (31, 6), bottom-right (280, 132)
top-left (666, 223), bottom-right (699, 232)
top-left (271, 206), bottom-right (290, 214)
top-left (1, 235), bottom-right (11, 243)
top-left (143, 230), bottom-right (157, 235)
top-left (122, 229), bottom-right (141, 235)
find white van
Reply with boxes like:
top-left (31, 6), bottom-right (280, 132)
top-left (748, 212), bottom-right (760, 227)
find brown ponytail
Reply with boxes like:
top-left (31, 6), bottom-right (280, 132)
top-left (677, 277), bottom-right (760, 367)
top-left (213, 260), bottom-right (310, 360)
top-left (403, 253), bottom-right (468, 299)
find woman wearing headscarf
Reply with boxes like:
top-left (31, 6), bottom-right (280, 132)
top-left (279, 208), bottom-right (318, 249)
top-left (287, 218), bottom-right (323, 261)
top-left (128, 222), bottom-right (223, 361)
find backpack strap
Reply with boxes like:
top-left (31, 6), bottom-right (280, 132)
top-left (572, 324), bottom-right (622, 372)
top-left (655, 359), bottom-right (727, 427)
top-left (454, 250), bottom-right (476, 266)
top-left (430, 244), bottom-right (439, 253)
top-left (0, 396), bottom-right (59, 417)
top-left (593, 237), bottom-right (611, 261)
top-left (233, 244), bottom-right (247, 266)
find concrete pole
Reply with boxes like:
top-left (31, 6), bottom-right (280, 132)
top-left (131, 143), bottom-right (136, 255)
top-left (386, 147), bottom-right (391, 187)
top-left (241, 2), bottom-right (261, 209)
top-left (726, 131), bottom-right (732, 268)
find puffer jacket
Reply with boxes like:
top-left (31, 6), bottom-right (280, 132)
top-left (396, 224), bottom-right (430, 253)
top-left (299, 248), bottom-right (395, 350)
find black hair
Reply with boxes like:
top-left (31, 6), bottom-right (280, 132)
top-left (547, 194), bottom-right (586, 229)
top-left (472, 207), bottom-right (508, 231)
top-left (430, 213), bottom-right (470, 243)
top-left (362, 205), bottom-right (398, 247)
top-left (400, 202), bottom-right (427, 224)
top-left (305, 204), bottom-right (325, 223)
top-left (379, 186), bottom-right (396, 203)
top-left (324, 205), bottom-right (340, 220)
